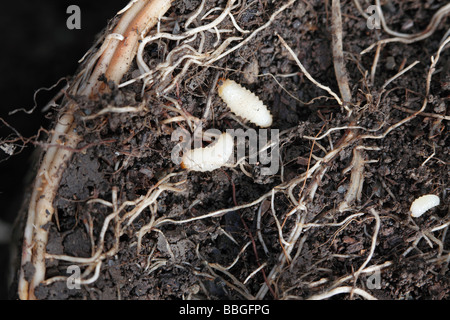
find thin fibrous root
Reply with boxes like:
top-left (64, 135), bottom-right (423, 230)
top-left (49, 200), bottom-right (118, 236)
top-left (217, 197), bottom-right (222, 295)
top-left (43, 174), bottom-right (184, 286)
top-left (277, 33), bottom-right (343, 106)
top-left (306, 286), bottom-right (377, 300)
top-left (81, 103), bottom-right (148, 121)
top-left (124, 0), bottom-right (296, 95)
top-left (361, 3), bottom-right (450, 55)
top-left (360, 36), bottom-right (450, 140)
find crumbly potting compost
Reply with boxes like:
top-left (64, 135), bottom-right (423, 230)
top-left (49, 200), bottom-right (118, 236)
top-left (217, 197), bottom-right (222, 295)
top-left (7, 0), bottom-right (450, 300)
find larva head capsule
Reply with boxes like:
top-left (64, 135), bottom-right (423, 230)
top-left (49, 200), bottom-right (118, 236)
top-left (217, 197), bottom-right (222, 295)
top-left (217, 77), bottom-right (226, 87)
top-left (217, 77), bottom-right (230, 96)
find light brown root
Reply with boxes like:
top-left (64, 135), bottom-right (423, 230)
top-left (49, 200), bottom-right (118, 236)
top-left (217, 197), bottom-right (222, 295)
top-left (18, 0), bottom-right (173, 300)
top-left (81, 103), bottom-right (148, 121)
top-left (338, 146), bottom-right (379, 212)
top-left (331, 0), bottom-right (352, 111)
top-left (392, 105), bottom-right (450, 121)
top-left (277, 33), bottom-right (343, 106)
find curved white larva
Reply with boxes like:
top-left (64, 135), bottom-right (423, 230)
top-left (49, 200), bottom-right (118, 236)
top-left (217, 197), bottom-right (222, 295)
top-left (218, 79), bottom-right (273, 128)
top-left (181, 132), bottom-right (234, 172)
top-left (410, 194), bottom-right (440, 218)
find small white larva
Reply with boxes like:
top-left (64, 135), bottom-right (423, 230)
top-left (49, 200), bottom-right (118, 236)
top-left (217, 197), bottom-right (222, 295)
top-left (218, 79), bottom-right (273, 128)
top-left (410, 194), bottom-right (440, 218)
top-left (181, 132), bottom-right (234, 172)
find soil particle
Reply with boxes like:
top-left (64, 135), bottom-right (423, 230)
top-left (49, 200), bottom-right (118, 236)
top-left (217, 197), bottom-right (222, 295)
top-left (22, 262), bottom-right (35, 283)
top-left (35, 281), bottom-right (72, 300)
top-left (63, 228), bottom-right (91, 258)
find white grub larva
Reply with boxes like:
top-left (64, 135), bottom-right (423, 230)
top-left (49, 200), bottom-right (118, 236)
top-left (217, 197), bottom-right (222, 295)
top-left (181, 132), bottom-right (234, 172)
top-left (218, 79), bottom-right (273, 128)
top-left (410, 194), bottom-right (440, 218)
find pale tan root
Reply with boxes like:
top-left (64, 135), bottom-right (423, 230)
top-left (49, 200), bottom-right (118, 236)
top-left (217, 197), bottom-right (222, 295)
top-left (331, 0), bottom-right (352, 110)
top-left (18, 0), bottom-right (173, 300)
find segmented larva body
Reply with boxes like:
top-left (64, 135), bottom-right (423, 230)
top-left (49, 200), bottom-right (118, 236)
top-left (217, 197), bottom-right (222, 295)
top-left (218, 79), bottom-right (273, 128)
top-left (181, 133), bottom-right (234, 172)
top-left (410, 194), bottom-right (440, 218)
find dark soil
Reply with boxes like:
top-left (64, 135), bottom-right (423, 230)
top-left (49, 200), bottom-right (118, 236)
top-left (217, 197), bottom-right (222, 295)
top-left (5, 0), bottom-right (450, 300)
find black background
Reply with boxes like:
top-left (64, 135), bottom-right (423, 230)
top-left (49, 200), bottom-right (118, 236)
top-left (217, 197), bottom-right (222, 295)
top-left (0, 0), bottom-right (126, 299)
